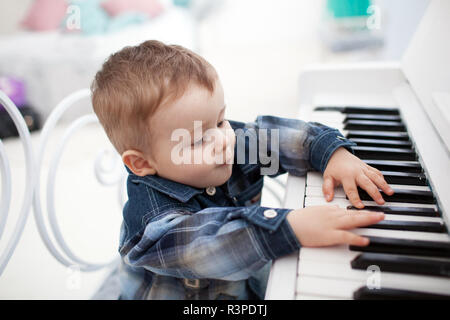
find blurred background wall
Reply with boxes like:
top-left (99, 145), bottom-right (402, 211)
top-left (0, 0), bottom-right (430, 122)
top-left (0, 0), bottom-right (34, 35)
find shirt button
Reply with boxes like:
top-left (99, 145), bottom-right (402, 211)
top-left (263, 209), bottom-right (278, 219)
top-left (206, 186), bottom-right (216, 196)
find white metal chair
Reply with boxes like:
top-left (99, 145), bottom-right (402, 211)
top-left (0, 90), bottom-right (36, 277)
top-left (33, 89), bottom-right (124, 272)
top-left (32, 89), bottom-right (128, 299)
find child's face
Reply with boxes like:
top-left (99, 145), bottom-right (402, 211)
top-left (147, 79), bottom-right (236, 188)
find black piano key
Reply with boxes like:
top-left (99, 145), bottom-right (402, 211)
top-left (363, 160), bottom-right (423, 173)
top-left (364, 220), bottom-right (446, 233)
top-left (347, 205), bottom-right (440, 217)
top-left (344, 114), bottom-right (402, 122)
top-left (344, 120), bottom-right (405, 131)
top-left (353, 286), bottom-right (450, 300)
top-left (381, 171), bottom-right (427, 186)
top-left (349, 138), bottom-right (412, 148)
top-left (314, 106), bottom-right (346, 112)
top-left (342, 107), bottom-right (400, 115)
top-left (314, 106), bottom-right (400, 115)
top-left (356, 188), bottom-right (435, 204)
top-left (349, 236), bottom-right (450, 258)
top-left (351, 253), bottom-right (450, 278)
top-left (346, 130), bottom-right (410, 141)
top-left (353, 146), bottom-right (417, 161)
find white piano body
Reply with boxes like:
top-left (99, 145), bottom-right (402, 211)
top-left (266, 0), bottom-right (450, 300)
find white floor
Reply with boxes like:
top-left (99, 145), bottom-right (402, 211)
top-left (0, 123), bottom-right (124, 299)
top-left (0, 0), bottom-right (391, 299)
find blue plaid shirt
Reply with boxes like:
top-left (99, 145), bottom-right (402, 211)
top-left (118, 115), bottom-right (356, 300)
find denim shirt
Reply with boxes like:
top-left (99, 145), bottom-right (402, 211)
top-left (118, 115), bottom-right (356, 300)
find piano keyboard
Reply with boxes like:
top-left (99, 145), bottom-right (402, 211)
top-left (297, 106), bottom-right (450, 300)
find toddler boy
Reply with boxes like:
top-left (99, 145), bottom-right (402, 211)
top-left (91, 40), bottom-right (392, 300)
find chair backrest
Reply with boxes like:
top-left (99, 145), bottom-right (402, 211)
top-left (0, 90), bottom-right (36, 277)
top-left (32, 89), bottom-right (126, 272)
top-left (0, 88), bottom-right (127, 279)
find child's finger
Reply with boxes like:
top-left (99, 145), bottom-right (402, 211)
top-left (322, 176), bottom-right (335, 201)
top-left (365, 167), bottom-right (394, 196)
top-left (356, 174), bottom-right (385, 205)
top-left (337, 211), bottom-right (384, 229)
top-left (333, 230), bottom-right (370, 246)
top-left (342, 179), bottom-right (364, 208)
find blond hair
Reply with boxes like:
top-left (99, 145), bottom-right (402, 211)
top-left (91, 40), bottom-right (217, 154)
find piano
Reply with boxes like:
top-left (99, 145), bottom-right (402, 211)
top-left (265, 0), bottom-right (450, 300)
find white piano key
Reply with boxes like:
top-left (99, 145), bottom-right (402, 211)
top-left (381, 184), bottom-right (431, 191)
top-left (309, 116), bottom-right (344, 124)
top-left (306, 171), bottom-right (326, 187)
top-left (306, 185), bottom-right (430, 200)
top-left (379, 184), bottom-right (427, 192)
top-left (300, 246), bottom-right (358, 264)
top-left (296, 292), bottom-right (349, 300)
top-left (305, 195), bottom-right (438, 210)
top-left (306, 185), bottom-right (341, 197)
top-left (304, 196), bottom-right (442, 223)
top-left (297, 260), bottom-right (450, 297)
top-left (299, 243), bottom-right (450, 264)
top-left (379, 214), bottom-right (443, 223)
top-left (353, 228), bottom-right (450, 242)
top-left (309, 115), bottom-right (344, 127)
top-left (308, 110), bottom-right (344, 118)
top-left (308, 112), bottom-right (345, 123)
top-left (296, 275), bottom-right (361, 299)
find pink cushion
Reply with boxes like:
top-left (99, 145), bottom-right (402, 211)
top-left (21, 0), bottom-right (68, 31)
top-left (101, 0), bottom-right (164, 18)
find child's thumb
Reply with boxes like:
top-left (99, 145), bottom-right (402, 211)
top-left (322, 176), bottom-right (335, 201)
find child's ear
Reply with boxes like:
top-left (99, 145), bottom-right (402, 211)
top-left (122, 150), bottom-right (157, 176)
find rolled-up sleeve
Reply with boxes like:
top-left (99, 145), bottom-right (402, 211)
top-left (120, 205), bottom-right (300, 281)
top-left (242, 115), bottom-right (356, 176)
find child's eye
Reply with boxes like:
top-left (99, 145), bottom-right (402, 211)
top-left (218, 120), bottom-right (225, 127)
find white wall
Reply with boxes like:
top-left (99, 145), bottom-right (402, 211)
top-left (375, 0), bottom-right (430, 60)
top-left (0, 0), bottom-right (33, 34)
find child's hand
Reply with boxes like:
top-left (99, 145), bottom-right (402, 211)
top-left (323, 147), bottom-right (394, 208)
top-left (286, 205), bottom-right (385, 247)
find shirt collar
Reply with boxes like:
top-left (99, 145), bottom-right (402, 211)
top-left (125, 166), bottom-right (205, 203)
